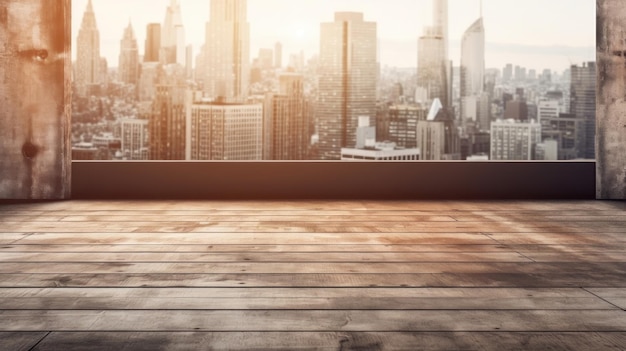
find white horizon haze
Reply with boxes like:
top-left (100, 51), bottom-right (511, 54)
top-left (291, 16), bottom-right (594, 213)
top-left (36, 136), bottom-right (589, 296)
top-left (72, 0), bottom-right (596, 72)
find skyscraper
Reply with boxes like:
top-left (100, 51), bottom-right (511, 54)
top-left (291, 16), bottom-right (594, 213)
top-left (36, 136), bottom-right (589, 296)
top-left (417, 0), bottom-right (450, 108)
top-left (570, 62), bottom-right (596, 159)
top-left (149, 85), bottom-right (187, 160)
top-left (460, 15), bottom-right (485, 126)
top-left (144, 23), bottom-right (161, 63)
top-left (161, 0), bottom-right (185, 65)
top-left (491, 119), bottom-right (541, 160)
top-left (264, 73), bottom-right (307, 160)
top-left (188, 102), bottom-right (263, 160)
top-left (460, 18), bottom-right (485, 100)
top-left (204, 0), bottom-right (250, 101)
top-left (275, 42), bottom-right (283, 68)
top-left (118, 21), bottom-right (139, 85)
top-left (76, 0), bottom-right (101, 94)
top-left (317, 12), bottom-right (377, 160)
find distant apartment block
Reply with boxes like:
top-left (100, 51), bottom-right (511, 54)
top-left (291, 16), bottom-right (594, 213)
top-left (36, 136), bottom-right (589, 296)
top-left (490, 119), bottom-right (541, 160)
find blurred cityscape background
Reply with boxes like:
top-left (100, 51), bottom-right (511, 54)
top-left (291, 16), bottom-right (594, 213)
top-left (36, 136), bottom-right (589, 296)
top-left (71, 0), bottom-right (596, 162)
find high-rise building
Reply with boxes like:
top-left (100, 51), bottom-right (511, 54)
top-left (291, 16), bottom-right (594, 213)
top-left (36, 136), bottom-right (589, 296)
top-left (76, 0), bottom-right (101, 95)
top-left (541, 113), bottom-right (586, 160)
top-left (490, 119), bottom-right (541, 160)
top-left (120, 119), bottom-right (149, 160)
top-left (204, 0), bottom-right (250, 101)
top-left (503, 64), bottom-right (513, 82)
top-left (161, 0), bottom-right (185, 65)
top-left (417, 99), bottom-right (460, 160)
top-left (138, 62), bottom-right (161, 102)
top-left (258, 49), bottom-right (273, 70)
top-left (264, 74), bottom-right (307, 160)
top-left (118, 21), bottom-right (139, 85)
top-left (149, 85), bottom-right (187, 160)
top-left (377, 105), bottom-right (428, 149)
top-left (460, 17), bottom-right (485, 121)
top-left (317, 12), bottom-right (377, 160)
top-left (144, 23), bottom-right (161, 62)
top-left (538, 100), bottom-right (560, 122)
top-left (570, 62), bottom-right (596, 159)
top-left (417, 0), bottom-right (450, 108)
top-left (275, 42), bottom-right (283, 68)
top-left (417, 119), bottom-right (445, 160)
top-left (188, 101), bottom-right (263, 160)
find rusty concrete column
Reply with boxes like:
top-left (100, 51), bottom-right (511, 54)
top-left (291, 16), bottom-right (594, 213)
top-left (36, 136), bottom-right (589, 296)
top-left (597, 0), bottom-right (626, 199)
top-left (0, 0), bottom-right (71, 199)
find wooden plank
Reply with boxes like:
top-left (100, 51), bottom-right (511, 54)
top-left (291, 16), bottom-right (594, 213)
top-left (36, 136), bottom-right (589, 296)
top-left (1, 310), bottom-right (625, 332)
top-left (3, 261), bottom-right (624, 275)
top-left (0, 332), bottom-right (47, 351)
top-left (1, 200), bottom-right (621, 211)
top-left (0, 0), bottom-right (71, 200)
top-left (31, 332), bottom-right (626, 351)
top-left (0, 251), bottom-right (530, 263)
top-left (8, 232), bottom-right (496, 245)
top-left (6, 262), bottom-right (626, 274)
top-left (2, 272), bottom-right (625, 288)
top-left (2, 222), bottom-right (625, 233)
top-left (453, 215), bottom-right (626, 222)
top-left (0, 288), bottom-right (614, 310)
top-left (488, 233), bottom-right (626, 245)
top-left (0, 243), bottom-right (512, 253)
top-left (520, 251), bottom-right (626, 262)
top-left (3, 209), bottom-right (625, 217)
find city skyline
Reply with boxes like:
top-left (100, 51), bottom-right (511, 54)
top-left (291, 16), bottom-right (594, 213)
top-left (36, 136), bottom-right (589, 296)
top-left (72, 0), bottom-right (595, 71)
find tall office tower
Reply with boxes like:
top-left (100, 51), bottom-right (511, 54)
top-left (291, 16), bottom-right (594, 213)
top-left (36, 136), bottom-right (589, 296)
top-left (417, 0), bottom-right (450, 108)
top-left (186, 45), bottom-right (194, 79)
top-left (188, 101), bottom-right (263, 160)
top-left (275, 42), bottom-right (283, 68)
top-left (460, 17), bottom-right (485, 122)
top-left (120, 119), bottom-right (149, 160)
top-left (538, 100), bottom-right (560, 122)
top-left (264, 73), bottom-right (307, 160)
top-left (490, 119), bottom-right (541, 160)
top-left (417, 119), bottom-right (445, 160)
top-left (570, 62), bottom-right (596, 159)
top-left (144, 23), bottom-right (161, 62)
top-left (149, 85), bottom-right (187, 160)
top-left (138, 62), bottom-right (161, 102)
top-left (418, 31), bottom-right (448, 108)
top-left (317, 12), bottom-right (377, 160)
top-left (258, 49), bottom-right (274, 70)
top-left (540, 113), bottom-right (586, 160)
top-left (503, 64), bottom-right (513, 82)
top-left (204, 0), bottom-right (250, 101)
top-left (118, 21), bottom-right (139, 85)
top-left (161, 0), bottom-right (185, 65)
top-left (377, 105), bottom-right (428, 149)
top-left (432, 0), bottom-right (448, 60)
top-left (76, 0), bottom-right (101, 95)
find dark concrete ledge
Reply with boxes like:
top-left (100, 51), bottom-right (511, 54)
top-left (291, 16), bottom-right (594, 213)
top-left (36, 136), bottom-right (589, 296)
top-left (71, 161), bottom-right (596, 200)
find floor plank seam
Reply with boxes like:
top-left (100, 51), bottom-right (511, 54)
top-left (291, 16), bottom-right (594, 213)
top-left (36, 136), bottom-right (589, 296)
top-left (26, 331), bottom-right (50, 351)
top-left (581, 288), bottom-right (626, 311)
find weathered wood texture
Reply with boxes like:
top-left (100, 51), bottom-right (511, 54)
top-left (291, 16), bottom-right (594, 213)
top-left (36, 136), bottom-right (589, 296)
top-left (0, 200), bottom-right (624, 350)
top-left (0, 0), bottom-right (70, 199)
top-left (597, 0), bottom-right (626, 199)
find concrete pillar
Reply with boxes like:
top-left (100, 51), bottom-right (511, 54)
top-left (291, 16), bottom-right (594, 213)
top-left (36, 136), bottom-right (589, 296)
top-left (597, 0), bottom-right (626, 199)
top-left (0, 0), bottom-right (71, 199)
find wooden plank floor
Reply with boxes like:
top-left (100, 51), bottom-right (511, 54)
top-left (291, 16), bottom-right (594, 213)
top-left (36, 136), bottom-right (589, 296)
top-left (0, 200), bottom-right (624, 350)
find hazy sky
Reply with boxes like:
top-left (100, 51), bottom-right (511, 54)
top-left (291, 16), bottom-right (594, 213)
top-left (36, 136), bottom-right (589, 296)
top-left (72, 0), bottom-right (595, 71)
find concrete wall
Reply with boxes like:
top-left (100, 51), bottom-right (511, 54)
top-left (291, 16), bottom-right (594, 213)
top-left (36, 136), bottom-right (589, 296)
top-left (0, 0), bottom-right (71, 199)
top-left (597, 0), bottom-right (626, 199)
